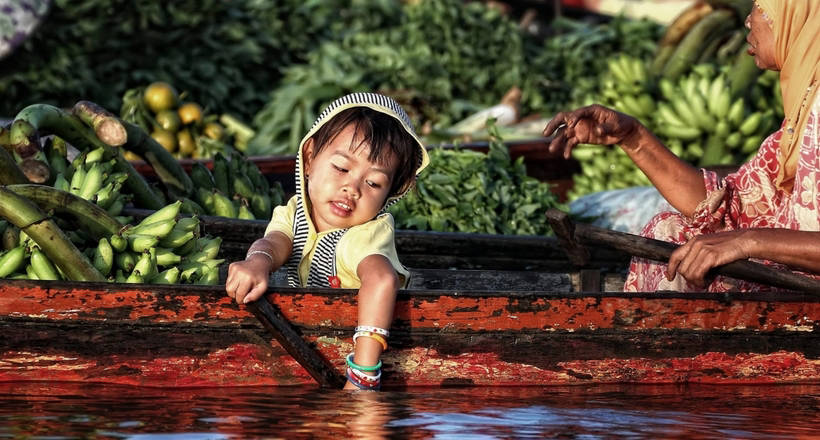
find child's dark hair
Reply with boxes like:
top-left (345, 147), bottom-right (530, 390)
top-left (308, 107), bottom-right (421, 197)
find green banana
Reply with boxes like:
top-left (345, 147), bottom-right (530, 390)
top-left (131, 248), bottom-right (157, 280)
top-left (0, 245), bottom-right (27, 277)
top-left (26, 263), bottom-right (39, 280)
top-left (212, 192), bottom-right (238, 218)
top-left (159, 229), bottom-right (195, 249)
top-left (85, 147), bottom-right (106, 165)
top-left (238, 203), bottom-right (255, 220)
top-left (232, 175), bottom-right (255, 199)
top-left (739, 112), bottom-right (763, 136)
top-left (78, 162), bottom-right (105, 201)
top-left (30, 247), bottom-right (60, 280)
top-left (250, 193), bottom-right (272, 220)
top-left (190, 162), bottom-right (216, 190)
top-left (54, 173), bottom-right (70, 192)
top-left (69, 162), bottom-right (87, 196)
top-left (93, 237), bottom-right (114, 276)
top-left (125, 270), bottom-right (145, 284)
top-left (134, 200), bottom-right (182, 228)
top-left (195, 265), bottom-right (219, 285)
top-left (116, 251), bottom-right (137, 272)
top-left (212, 153), bottom-right (230, 194)
top-left (109, 234), bottom-right (127, 252)
top-left (128, 234), bottom-right (160, 253)
top-left (151, 267), bottom-right (180, 284)
top-left (175, 216), bottom-right (200, 234)
top-left (179, 197), bottom-right (206, 216)
top-left (155, 247), bottom-right (182, 267)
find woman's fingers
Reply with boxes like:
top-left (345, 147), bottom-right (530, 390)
top-left (666, 241), bottom-right (691, 281)
top-left (244, 281), bottom-right (269, 304)
top-left (542, 111), bottom-right (568, 137)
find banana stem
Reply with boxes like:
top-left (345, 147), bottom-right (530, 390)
top-left (9, 119), bottom-right (41, 158)
top-left (123, 121), bottom-right (194, 197)
top-left (6, 184), bottom-right (123, 239)
top-left (11, 104), bottom-right (164, 210)
top-left (72, 100), bottom-right (128, 147)
top-left (0, 187), bottom-right (105, 281)
top-left (0, 146), bottom-right (29, 185)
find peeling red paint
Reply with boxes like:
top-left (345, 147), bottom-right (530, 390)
top-left (1, 280), bottom-right (820, 387)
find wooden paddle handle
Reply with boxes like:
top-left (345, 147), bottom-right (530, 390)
top-left (247, 297), bottom-right (345, 388)
top-left (547, 208), bottom-right (820, 294)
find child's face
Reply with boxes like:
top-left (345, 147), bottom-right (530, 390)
top-left (303, 123), bottom-right (397, 232)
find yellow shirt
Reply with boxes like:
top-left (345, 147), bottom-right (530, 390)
top-left (265, 196), bottom-right (409, 288)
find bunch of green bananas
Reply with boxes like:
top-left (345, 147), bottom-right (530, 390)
top-left (597, 55), bottom-right (656, 129)
top-left (0, 201), bottom-right (223, 285)
top-left (185, 151), bottom-right (285, 220)
top-left (654, 65), bottom-right (777, 167)
top-left (568, 145), bottom-right (651, 200)
top-left (49, 145), bottom-right (132, 222)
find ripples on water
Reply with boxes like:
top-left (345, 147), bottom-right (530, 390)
top-left (0, 382), bottom-right (818, 439)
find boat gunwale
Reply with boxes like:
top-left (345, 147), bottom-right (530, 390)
top-left (2, 278), bottom-right (820, 304)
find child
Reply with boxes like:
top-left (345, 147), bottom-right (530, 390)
top-left (225, 92), bottom-right (429, 390)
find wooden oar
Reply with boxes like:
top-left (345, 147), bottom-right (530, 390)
top-left (546, 208), bottom-right (820, 294)
top-left (246, 296), bottom-right (345, 388)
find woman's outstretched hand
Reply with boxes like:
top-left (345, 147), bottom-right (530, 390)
top-left (542, 104), bottom-right (643, 159)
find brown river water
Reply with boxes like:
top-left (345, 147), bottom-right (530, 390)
top-left (0, 382), bottom-right (818, 438)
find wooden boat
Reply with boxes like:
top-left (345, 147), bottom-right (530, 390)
top-left (2, 272), bottom-right (819, 388)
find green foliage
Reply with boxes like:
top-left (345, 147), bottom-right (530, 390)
top-left (390, 123), bottom-right (562, 235)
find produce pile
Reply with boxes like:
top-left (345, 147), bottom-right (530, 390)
top-left (391, 124), bottom-right (562, 235)
top-left (120, 81), bottom-right (256, 159)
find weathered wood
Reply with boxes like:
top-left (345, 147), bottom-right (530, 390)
top-left (546, 208), bottom-right (590, 266)
top-left (406, 269), bottom-right (571, 291)
top-left (2, 280), bottom-right (820, 387)
top-left (246, 297), bottom-right (344, 388)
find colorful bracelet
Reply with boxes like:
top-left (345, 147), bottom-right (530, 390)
top-left (246, 250), bottom-right (273, 263)
top-left (353, 331), bottom-right (388, 351)
top-left (346, 368), bottom-right (380, 390)
top-left (349, 365), bottom-right (382, 382)
top-left (345, 353), bottom-right (382, 372)
top-left (355, 325), bottom-right (389, 337)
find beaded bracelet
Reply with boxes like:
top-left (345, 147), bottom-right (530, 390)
top-left (355, 325), bottom-right (389, 337)
top-left (346, 353), bottom-right (382, 372)
top-left (353, 331), bottom-right (388, 351)
top-left (246, 250), bottom-right (273, 263)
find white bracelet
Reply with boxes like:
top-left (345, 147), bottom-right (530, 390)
top-left (355, 325), bottom-right (390, 337)
top-left (246, 250), bottom-right (273, 262)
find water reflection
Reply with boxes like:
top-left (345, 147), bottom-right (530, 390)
top-left (0, 382), bottom-right (818, 438)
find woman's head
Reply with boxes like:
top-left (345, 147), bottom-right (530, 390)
top-left (748, 1), bottom-right (820, 191)
top-left (745, 3), bottom-right (777, 70)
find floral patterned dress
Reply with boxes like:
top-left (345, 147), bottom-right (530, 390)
top-left (624, 92), bottom-right (820, 292)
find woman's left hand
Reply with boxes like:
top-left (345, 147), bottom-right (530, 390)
top-left (666, 230), bottom-right (758, 287)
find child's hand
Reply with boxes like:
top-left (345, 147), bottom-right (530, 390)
top-left (225, 254), bottom-right (271, 304)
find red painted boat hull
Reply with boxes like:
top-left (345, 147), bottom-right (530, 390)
top-left (1, 280), bottom-right (819, 387)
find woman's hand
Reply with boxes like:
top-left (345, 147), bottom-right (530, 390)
top-left (666, 230), bottom-right (758, 287)
top-left (542, 104), bottom-right (643, 159)
top-left (225, 254), bottom-right (272, 304)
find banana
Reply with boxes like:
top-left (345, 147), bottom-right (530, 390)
top-left (155, 247), bottom-right (182, 266)
top-left (715, 120), bottom-right (730, 139)
top-left (185, 237), bottom-right (222, 262)
top-left (151, 267), bottom-right (180, 284)
top-left (739, 112), bottom-right (763, 136)
top-left (54, 173), bottom-right (71, 192)
top-left (93, 237), bottom-right (114, 276)
top-left (2, 226), bottom-right (19, 251)
top-left (125, 270), bottom-right (145, 284)
top-left (95, 181), bottom-right (120, 209)
top-left (106, 198), bottom-right (125, 216)
top-left (115, 269), bottom-right (126, 283)
top-left (175, 216), bottom-right (200, 234)
top-left (232, 175), bottom-right (255, 199)
top-left (212, 192), bottom-right (238, 218)
top-left (197, 188), bottom-right (216, 214)
top-left (109, 234), bottom-right (128, 252)
top-left (26, 263), bottom-right (39, 280)
top-left (636, 94), bottom-right (656, 115)
top-left (179, 265), bottom-right (201, 283)
top-left (116, 251), bottom-right (137, 272)
top-left (190, 162), bottom-right (216, 190)
top-left (670, 95), bottom-right (699, 128)
top-left (134, 200), bottom-right (182, 228)
top-left (131, 249), bottom-right (157, 280)
top-left (742, 135), bottom-right (764, 153)
top-left (727, 98), bottom-right (746, 126)
top-left (85, 147), bottom-right (106, 164)
top-left (78, 162), bottom-right (105, 201)
top-left (607, 57), bottom-right (632, 85)
top-left (658, 1), bottom-right (714, 47)
top-left (726, 132), bottom-right (742, 148)
top-left (30, 247), bottom-right (60, 281)
top-left (243, 160), bottom-right (269, 193)
top-left (250, 193), bottom-right (272, 220)
top-left (212, 153), bottom-right (231, 194)
top-left (179, 197), bottom-right (206, 216)
top-left (663, 124), bottom-right (702, 141)
top-left (159, 229), bottom-right (195, 249)
top-left (238, 203), bottom-right (255, 220)
top-left (128, 234), bottom-right (160, 253)
top-left (706, 75), bottom-right (727, 115)
top-left (69, 163), bottom-right (87, 196)
top-left (124, 218), bottom-right (177, 239)
top-left (0, 245), bottom-right (26, 277)
top-left (174, 235), bottom-right (199, 256)
top-left (689, 93), bottom-right (715, 132)
top-left (195, 265), bottom-right (219, 285)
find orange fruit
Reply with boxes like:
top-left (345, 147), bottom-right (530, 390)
top-left (178, 102), bottom-right (204, 125)
top-left (151, 129), bottom-right (178, 153)
top-left (143, 82), bottom-right (179, 114)
top-left (155, 109), bottom-right (182, 133)
top-left (177, 129), bottom-right (196, 156)
top-left (203, 122), bottom-right (224, 141)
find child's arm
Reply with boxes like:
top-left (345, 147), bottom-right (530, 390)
top-left (344, 254), bottom-right (399, 390)
top-left (225, 231), bottom-right (292, 304)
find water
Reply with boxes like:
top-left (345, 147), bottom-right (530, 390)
top-left (1, 382), bottom-right (819, 439)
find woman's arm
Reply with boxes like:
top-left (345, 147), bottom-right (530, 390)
top-left (544, 105), bottom-right (706, 217)
top-left (667, 228), bottom-right (820, 287)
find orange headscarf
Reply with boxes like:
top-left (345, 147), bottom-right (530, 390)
top-left (754, 0), bottom-right (820, 191)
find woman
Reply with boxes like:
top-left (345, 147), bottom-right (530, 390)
top-left (543, 1), bottom-right (819, 291)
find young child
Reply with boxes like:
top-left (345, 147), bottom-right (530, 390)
top-left (225, 92), bottom-right (429, 390)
